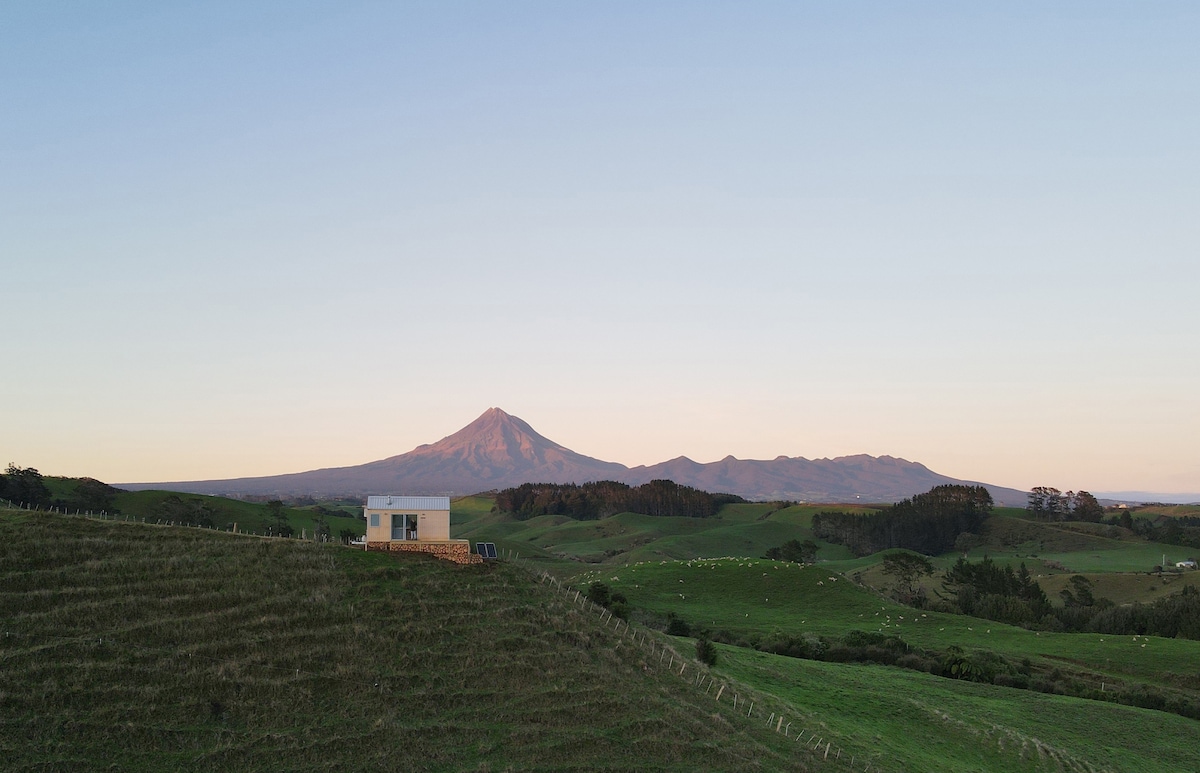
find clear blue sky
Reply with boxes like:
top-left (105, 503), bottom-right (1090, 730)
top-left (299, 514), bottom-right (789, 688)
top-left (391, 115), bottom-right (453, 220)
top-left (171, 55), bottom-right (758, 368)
top-left (3, 2), bottom-right (1198, 495)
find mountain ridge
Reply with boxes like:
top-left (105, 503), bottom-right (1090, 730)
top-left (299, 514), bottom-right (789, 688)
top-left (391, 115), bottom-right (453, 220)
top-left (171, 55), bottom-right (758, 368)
top-left (121, 407), bottom-right (1028, 505)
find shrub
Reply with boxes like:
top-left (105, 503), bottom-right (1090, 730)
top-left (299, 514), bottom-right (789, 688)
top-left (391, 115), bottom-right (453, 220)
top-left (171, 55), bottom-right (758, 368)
top-left (665, 612), bottom-right (691, 637)
top-left (695, 638), bottom-right (717, 666)
top-left (586, 582), bottom-right (611, 607)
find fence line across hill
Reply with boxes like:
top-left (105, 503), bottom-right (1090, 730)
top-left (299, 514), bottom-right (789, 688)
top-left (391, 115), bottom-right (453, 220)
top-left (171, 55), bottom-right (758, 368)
top-left (0, 498), bottom-right (347, 543)
top-left (1, 502), bottom-right (880, 769)
top-left (503, 549), bottom-right (882, 772)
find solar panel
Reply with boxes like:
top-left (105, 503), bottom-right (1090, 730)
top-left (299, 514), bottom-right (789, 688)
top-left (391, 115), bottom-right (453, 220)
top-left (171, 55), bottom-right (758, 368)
top-left (485, 543), bottom-right (498, 559)
top-left (476, 542), bottom-right (487, 557)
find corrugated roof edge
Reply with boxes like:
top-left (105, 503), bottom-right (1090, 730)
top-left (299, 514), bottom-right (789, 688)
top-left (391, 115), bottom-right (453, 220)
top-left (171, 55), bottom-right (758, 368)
top-left (365, 495), bottom-right (451, 510)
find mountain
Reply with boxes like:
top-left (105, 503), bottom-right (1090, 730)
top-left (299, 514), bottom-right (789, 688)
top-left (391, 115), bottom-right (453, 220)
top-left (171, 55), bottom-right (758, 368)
top-left (122, 408), bottom-right (624, 498)
top-left (122, 407), bottom-right (1027, 505)
top-left (622, 452), bottom-right (1011, 504)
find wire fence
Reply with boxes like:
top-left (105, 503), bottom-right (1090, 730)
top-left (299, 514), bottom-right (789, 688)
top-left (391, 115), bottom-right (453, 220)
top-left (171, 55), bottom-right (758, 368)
top-left (0, 501), bottom-right (883, 770)
top-left (504, 550), bottom-right (883, 772)
top-left (0, 498), bottom-right (343, 542)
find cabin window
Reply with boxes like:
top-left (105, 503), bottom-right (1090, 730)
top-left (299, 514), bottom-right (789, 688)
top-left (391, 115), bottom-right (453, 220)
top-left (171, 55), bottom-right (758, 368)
top-left (369, 513), bottom-right (379, 528)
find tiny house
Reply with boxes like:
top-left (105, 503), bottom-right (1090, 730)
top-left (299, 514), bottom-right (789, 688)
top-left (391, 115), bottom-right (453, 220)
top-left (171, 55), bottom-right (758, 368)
top-left (364, 495), bottom-right (451, 542)
top-left (362, 495), bottom-right (480, 565)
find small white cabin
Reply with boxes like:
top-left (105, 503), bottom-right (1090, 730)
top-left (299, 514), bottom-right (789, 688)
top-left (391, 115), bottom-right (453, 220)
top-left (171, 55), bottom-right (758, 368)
top-left (362, 495), bottom-right (479, 565)
top-left (364, 495), bottom-right (451, 543)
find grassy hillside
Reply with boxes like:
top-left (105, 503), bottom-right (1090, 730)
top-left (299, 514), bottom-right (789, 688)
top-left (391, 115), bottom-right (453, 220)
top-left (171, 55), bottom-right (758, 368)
top-left (577, 559), bottom-right (1200, 697)
top-left (454, 501), bottom-right (863, 569)
top-left (974, 515), bottom-right (1189, 574)
top-left (6, 505), bottom-right (1197, 771)
top-left (0, 507), bottom-right (832, 772)
top-left (717, 646), bottom-right (1200, 773)
top-left (453, 499), bottom-right (1200, 612)
top-left (33, 476), bottom-right (367, 540)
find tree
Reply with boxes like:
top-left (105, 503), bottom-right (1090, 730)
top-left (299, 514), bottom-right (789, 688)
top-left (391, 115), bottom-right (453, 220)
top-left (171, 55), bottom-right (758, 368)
top-left (881, 551), bottom-right (935, 606)
top-left (954, 532), bottom-right (982, 557)
top-left (1027, 487), bottom-right (1065, 519)
top-left (2, 464), bottom-right (51, 508)
top-left (1071, 491), bottom-right (1104, 522)
top-left (265, 499), bottom-right (294, 536)
top-left (695, 638), bottom-right (718, 666)
top-left (586, 582), bottom-right (612, 607)
top-left (1060, 575), bottom-right (1095, 608)
top-left (73, 478), bottom-right (118, 513)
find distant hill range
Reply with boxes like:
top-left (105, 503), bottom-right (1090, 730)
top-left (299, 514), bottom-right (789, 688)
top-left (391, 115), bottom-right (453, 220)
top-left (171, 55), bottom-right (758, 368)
top-left (122, 407), bottom-right (1029, 506)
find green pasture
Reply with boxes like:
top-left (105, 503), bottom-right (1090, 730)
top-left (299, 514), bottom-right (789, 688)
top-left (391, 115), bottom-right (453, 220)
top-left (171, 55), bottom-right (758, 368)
top-left (1037, 570), bottom-right (1199, 606)
top-left (448, 494), bottom-right (496, 524)
top-left (5, 503), bottom-right (1196, 772)
top-left (578, 558), bottom-right (1200, 692)
top-left (1133, 504), bottom-right (1200, 518)
top-left (971, 515), bottom-right (1187, 573)
top-left (31, 477), bottom-right (367, 539)
top-left (451, 499), bottom-right (859, 568)
top-left (113, 489), bottom-right (366, 538)
top-left (717, 646), bottom-right (1200, 773)
top-left (0, 506), bottom-right (826, 772)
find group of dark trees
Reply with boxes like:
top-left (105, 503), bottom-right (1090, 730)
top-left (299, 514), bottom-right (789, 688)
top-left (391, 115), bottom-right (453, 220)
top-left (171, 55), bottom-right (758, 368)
top-left (936, 556), bottom-right (1200, 639)
top-left (0, 464), bottom-right (52, 508)
top-left (0, 465), bottom-right (120, 514)
top-left (1117, 513), bottom-right (1200, 550)
top-left (1026, 487), bottom-right (1104, 522)
top-left (812, 485), bottom-right (993, 556)
top-left (584, 581), bottom-right (630, 620)
top-left (764, 538), bottom-right (818, 564)
top-left (940, 556), bottom-right (1052, 625)
top-left (494, 480), bottom-right (744, 521)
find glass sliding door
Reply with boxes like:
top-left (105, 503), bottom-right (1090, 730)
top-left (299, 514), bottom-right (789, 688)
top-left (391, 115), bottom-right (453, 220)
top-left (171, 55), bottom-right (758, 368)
top-left (391, 514), bottom-right (418, 540)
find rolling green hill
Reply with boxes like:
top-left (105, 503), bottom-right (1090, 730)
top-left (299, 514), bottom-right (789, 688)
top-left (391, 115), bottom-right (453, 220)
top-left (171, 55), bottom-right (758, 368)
top-left (33, 476), bottom-right (366, 540)
top-left (0, 506), bottom-right (832, 772)
top-left (576, 558), bottom-right (1200, 695)
top-left (7, 489), bottom-right (1198, 771)
top-left (453, 497), bottom-right (1198, 609)
top-left (454, 502), bottom-right (864, 568)
top-left (717, 646), bottom-right (1200, 773)
top-left (576, 558), bottom-right (1200, 771)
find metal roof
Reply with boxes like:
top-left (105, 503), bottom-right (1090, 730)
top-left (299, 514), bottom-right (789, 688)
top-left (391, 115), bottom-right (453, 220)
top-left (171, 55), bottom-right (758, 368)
top-left (365, 495), bottom-right (451, 511)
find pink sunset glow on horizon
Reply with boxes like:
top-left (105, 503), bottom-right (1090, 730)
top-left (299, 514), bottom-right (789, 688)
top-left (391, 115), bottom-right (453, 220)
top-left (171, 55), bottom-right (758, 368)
top-left (3, 4), bottom-right (1197, 499)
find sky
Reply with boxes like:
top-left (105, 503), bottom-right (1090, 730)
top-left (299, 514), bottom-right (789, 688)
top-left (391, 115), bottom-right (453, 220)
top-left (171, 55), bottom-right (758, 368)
top-left (3, 2), bottom-right (1198, 496)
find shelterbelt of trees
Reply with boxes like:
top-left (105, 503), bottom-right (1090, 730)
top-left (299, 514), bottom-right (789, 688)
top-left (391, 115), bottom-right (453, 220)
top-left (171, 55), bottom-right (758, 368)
top-left (812, 484), bottom-right (993, 556)
top-left (0, 464), bottom-right (119, 513)
top-left (493, 480), bottom-right (745, 520)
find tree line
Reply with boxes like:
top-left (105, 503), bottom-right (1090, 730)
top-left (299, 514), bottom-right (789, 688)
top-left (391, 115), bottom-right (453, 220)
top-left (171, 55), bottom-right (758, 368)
top-left (1026, 486), bottom-right (1104, 521)
top-left (871, 551), bottom-right (1200, 641)
top-left (493, 480), bottom-right (744, 520)
top-left (811, 484), bottom-right (993, 556)
top-left (0, 464), bottom-right (120, 514)
top-left (936, 555), bottom-right (1200, 639)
